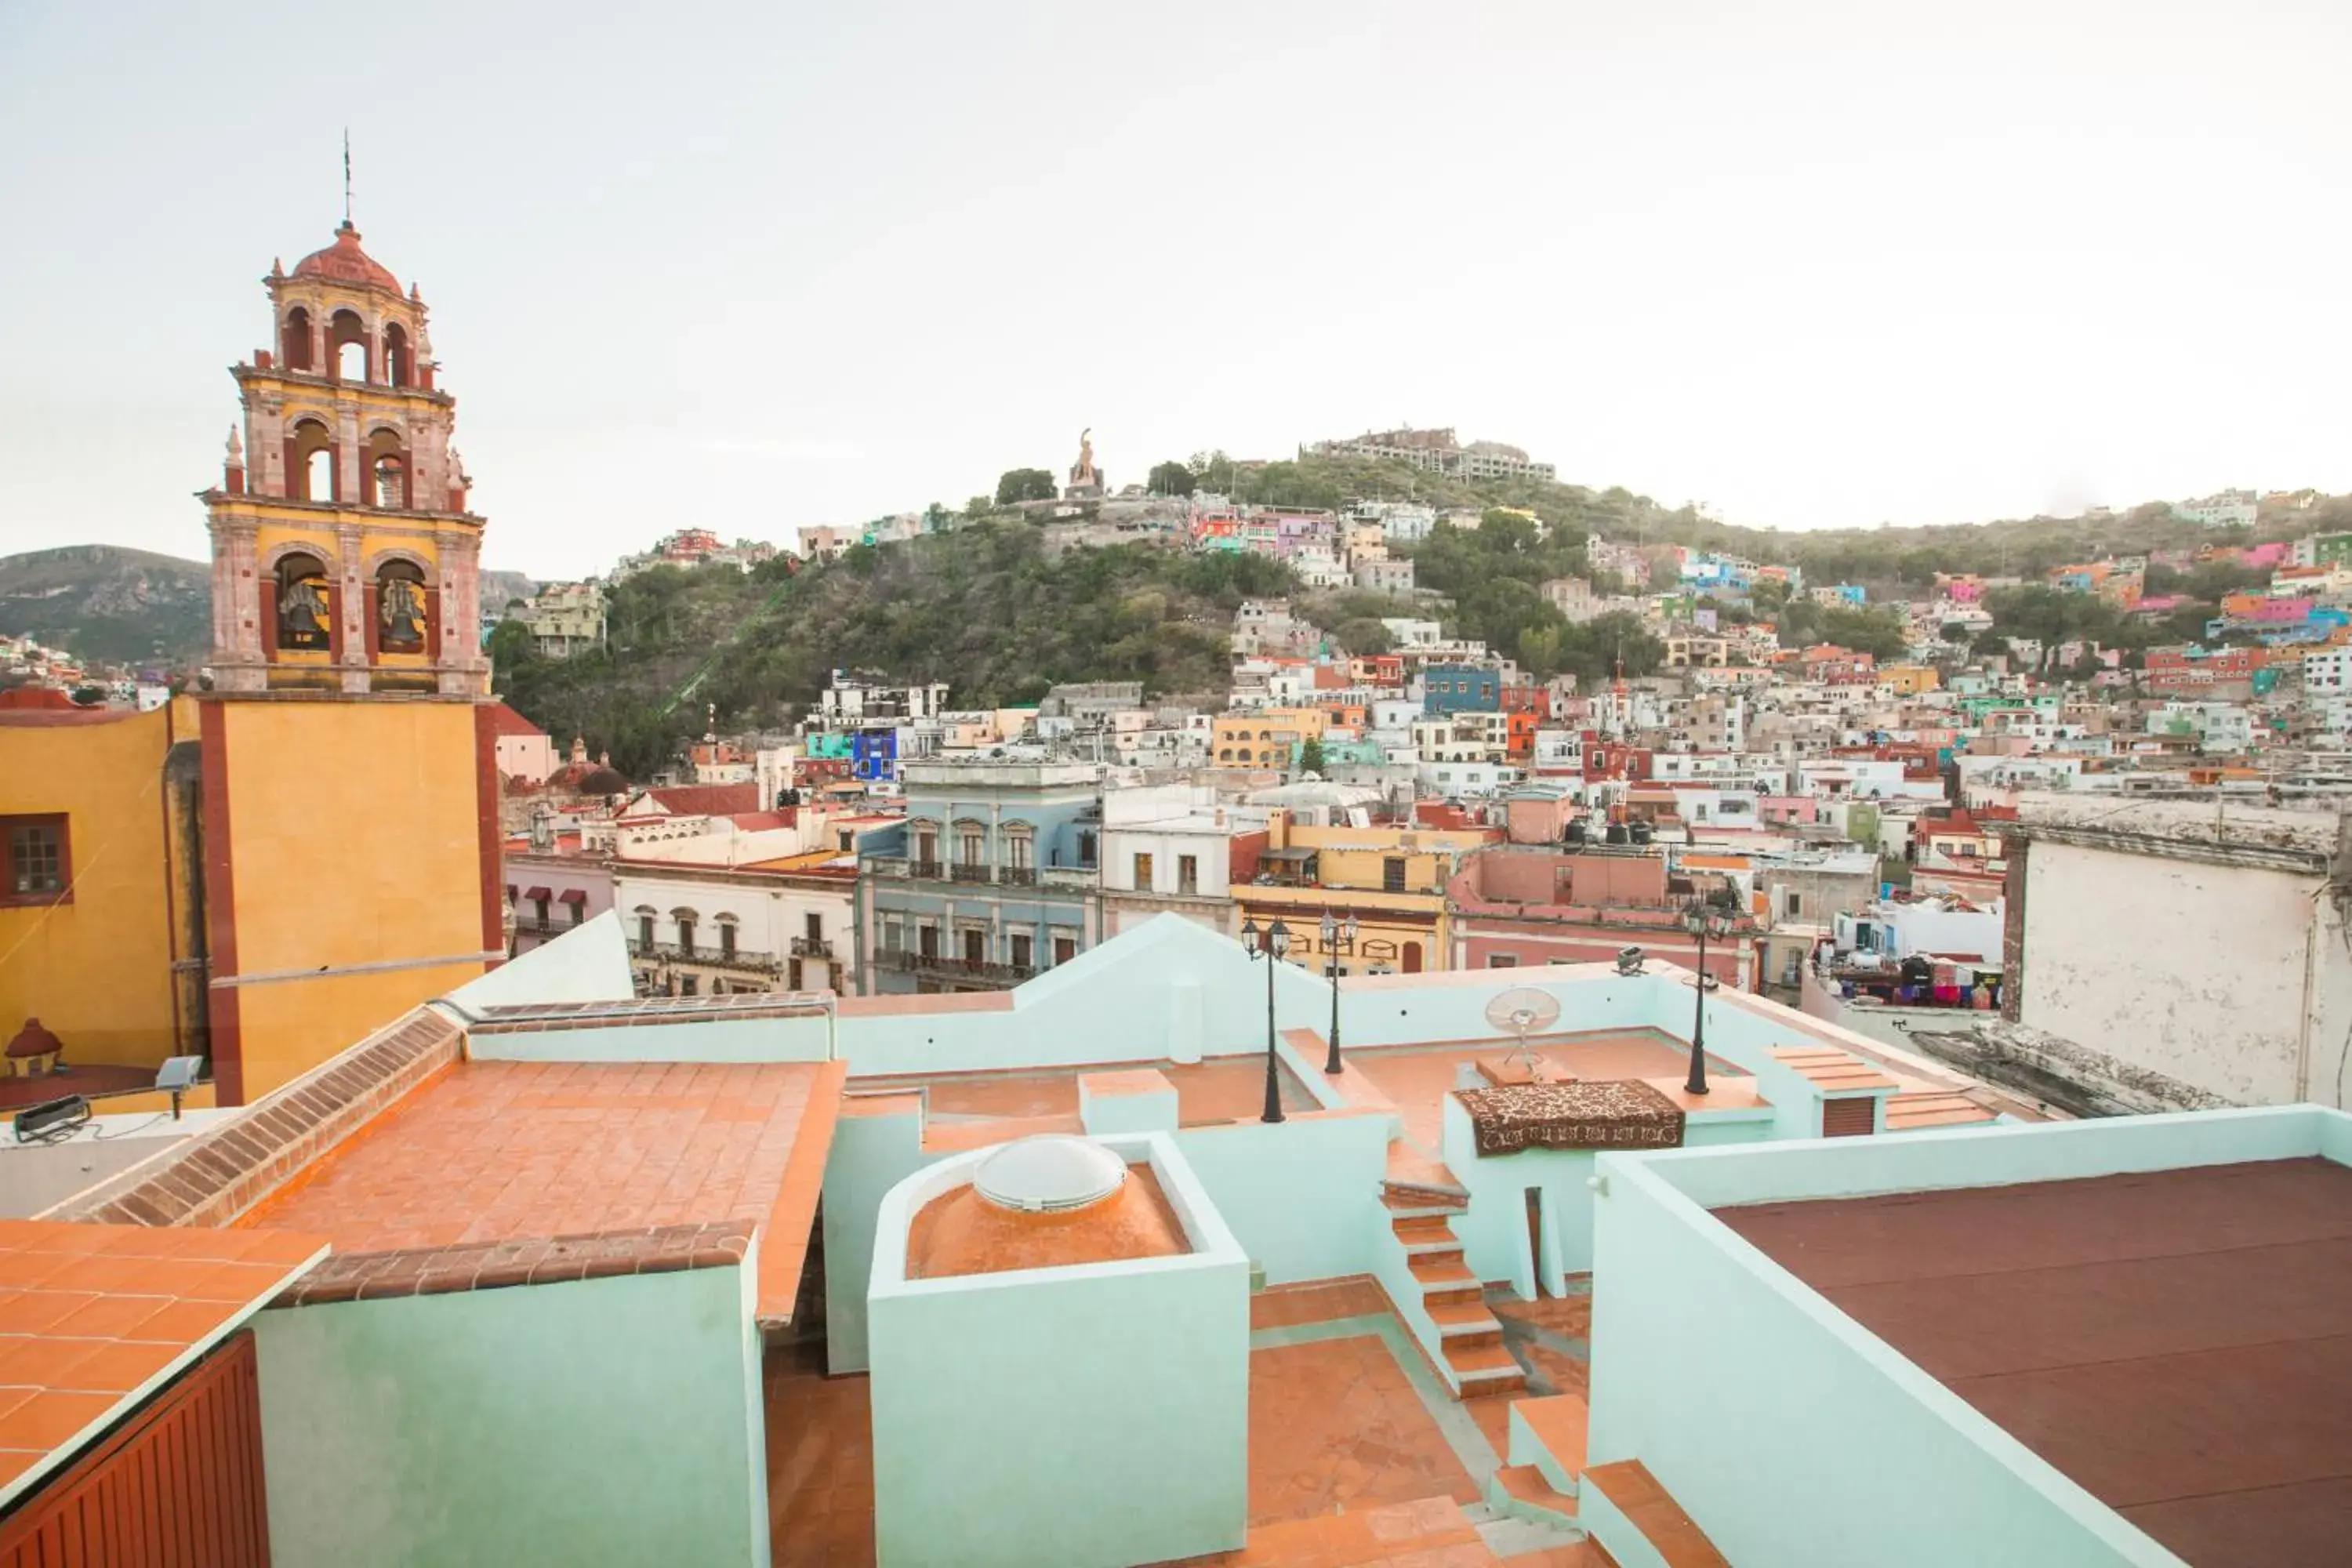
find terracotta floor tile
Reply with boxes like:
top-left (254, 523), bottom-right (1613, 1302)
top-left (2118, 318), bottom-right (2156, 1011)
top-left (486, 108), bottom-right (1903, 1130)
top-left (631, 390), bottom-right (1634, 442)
top-left (0, 1390), bottom-right (118, 1450)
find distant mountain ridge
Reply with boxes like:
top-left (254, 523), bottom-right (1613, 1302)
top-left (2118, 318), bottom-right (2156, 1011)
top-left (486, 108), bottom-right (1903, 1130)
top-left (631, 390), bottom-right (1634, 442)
top-left (0, 545), bottom-right (211, 666)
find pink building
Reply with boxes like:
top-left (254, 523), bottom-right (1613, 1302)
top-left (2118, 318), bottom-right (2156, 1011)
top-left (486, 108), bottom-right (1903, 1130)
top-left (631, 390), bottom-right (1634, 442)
top-left (1445, 846), bottom-right (1751, 985)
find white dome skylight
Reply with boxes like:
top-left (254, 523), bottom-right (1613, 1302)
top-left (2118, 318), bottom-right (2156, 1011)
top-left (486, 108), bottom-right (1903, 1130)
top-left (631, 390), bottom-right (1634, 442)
top-left (974, 1134), bottom-right (1129, 1214)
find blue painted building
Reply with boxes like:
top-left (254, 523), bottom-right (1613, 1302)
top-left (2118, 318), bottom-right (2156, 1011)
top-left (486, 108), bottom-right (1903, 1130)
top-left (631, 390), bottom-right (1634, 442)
top-left (855, 760), bottom-right (1103, 993)
top-left (1423, 663), bottom-right (1500, 717)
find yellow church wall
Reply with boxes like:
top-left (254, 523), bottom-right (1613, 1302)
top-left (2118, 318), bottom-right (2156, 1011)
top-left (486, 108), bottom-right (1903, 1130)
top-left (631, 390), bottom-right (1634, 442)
top-left (212, 698), bottom-right (492, 1100)
top-left (0, 704), bottom-right (188, 1070)
top-left (230, 962), bottom-right (482, 1102)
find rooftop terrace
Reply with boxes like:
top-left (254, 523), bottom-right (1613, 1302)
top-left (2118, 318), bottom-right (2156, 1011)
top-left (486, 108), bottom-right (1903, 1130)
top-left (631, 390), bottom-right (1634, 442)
top-left (1719, 1156), bottom-right (2352, 1568)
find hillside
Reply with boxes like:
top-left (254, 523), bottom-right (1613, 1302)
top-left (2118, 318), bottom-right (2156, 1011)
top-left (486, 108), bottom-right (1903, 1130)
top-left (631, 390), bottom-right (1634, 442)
top-left (492, 522), bottom-right (1299, 775)
top-left (1221, 452), bottom-right (2352, 597)
top-left (0, 545), bottom-right (210, 666)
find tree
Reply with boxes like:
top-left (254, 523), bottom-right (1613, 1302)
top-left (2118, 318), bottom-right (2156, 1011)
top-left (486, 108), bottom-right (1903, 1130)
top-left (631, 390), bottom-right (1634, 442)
top-left (1147, 460), bottom-right (1196, 498)
top-left (1297, 736), bottom-right (1327, 775)
top-left (69, 684), bottom-right (106, 706)
top-left (995, 467), bottom-right (1056, 505)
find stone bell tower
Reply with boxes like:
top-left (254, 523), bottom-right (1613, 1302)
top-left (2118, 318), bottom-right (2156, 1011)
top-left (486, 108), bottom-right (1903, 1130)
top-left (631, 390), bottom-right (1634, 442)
top-left (201, 220), bottom-right (487, 695)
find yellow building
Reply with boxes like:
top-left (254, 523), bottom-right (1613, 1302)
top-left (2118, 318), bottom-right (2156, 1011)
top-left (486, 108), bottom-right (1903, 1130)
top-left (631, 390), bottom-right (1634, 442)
top-left (1211, 708), bottom-right (1330, 770)
top-left (1232, 820), bottom-right (1496, 976)
top-left (1881, 665), bottom-right (1943, 695)
top-left (0, 217), bottom-right (506, 1108)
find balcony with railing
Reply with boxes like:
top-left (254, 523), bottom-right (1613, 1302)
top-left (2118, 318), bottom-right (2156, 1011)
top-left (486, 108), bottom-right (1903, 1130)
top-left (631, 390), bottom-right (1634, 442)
top-left (626, 937), bottom-right (784, 975)
top-left (883, 949), bottom-right (1036, 987)
top-left (789, 935), bottom-right (835, 960)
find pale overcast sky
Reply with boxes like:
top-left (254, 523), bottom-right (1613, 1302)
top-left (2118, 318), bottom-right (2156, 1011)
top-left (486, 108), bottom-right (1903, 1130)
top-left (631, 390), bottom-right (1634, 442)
top-left (2, 1), bottom-right (2345, 579)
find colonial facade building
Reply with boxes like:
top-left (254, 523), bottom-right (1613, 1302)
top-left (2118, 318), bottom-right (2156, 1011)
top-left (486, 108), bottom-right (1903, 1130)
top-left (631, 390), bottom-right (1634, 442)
top-left (855, 761), bottom-right (1103, 993)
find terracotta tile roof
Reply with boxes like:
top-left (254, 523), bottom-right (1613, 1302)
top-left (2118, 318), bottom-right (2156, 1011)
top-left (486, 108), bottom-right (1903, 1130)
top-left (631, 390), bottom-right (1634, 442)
top-left (632, 783), bottom-right (759, 817)
top-left (45, 1010), bottom-right (461, 1228)
top-left (0, 1221), bottom-right (326, 1505)
top-left (1769, 1045), bottom-right (1900, 1094)
top-left (481, 701), bottom-right (545, 739)
top-left (237, 1058), bottom-right (847, 1324)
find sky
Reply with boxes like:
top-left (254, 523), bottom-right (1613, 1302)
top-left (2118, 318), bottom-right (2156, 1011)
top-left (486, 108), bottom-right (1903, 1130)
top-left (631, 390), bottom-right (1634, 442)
top-left (2, 1), bottom-right (2347, 580)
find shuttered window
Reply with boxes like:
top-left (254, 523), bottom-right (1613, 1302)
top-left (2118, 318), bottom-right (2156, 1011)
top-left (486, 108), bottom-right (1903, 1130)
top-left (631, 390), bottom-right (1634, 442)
top-left (1822, 1097), bottom-right (1876, 1138)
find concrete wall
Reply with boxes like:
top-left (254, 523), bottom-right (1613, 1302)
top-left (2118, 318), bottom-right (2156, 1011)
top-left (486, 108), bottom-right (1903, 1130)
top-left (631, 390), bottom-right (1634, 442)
top-left (1171, 1110), bottom-right (1390, 1287)
top-left (2020, 839), bottom-right (2352, 1107)
top-left (868, 1137), bottom-right (1249, 1568)
top-left (254, 1261), bottom-right (768, 1568)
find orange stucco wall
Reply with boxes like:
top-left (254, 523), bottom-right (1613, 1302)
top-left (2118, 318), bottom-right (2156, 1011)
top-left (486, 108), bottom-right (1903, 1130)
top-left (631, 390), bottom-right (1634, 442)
top-left (212, 698), bottom-right (492, 1099)
top-left (0, 703), bottom-right (188, 1069)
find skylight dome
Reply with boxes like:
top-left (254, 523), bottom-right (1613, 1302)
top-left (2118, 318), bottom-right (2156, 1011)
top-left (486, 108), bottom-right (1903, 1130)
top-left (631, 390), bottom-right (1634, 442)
top-left (974, 1135), bottom-right (1127, 1214)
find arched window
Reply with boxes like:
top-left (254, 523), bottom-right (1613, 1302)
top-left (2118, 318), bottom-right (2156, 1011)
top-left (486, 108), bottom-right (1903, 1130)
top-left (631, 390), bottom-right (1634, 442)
top-left (673, 908), bottom-right (699, 954)
top-left (281, 307), bottom-right (313, 372)
top-left (382, 321), bottom-right (411, 388)
top-left (289, 418), bottom-right (333, 503)
top-left (365, 427), bottom-right (408, 509)
top-left (329, 309), bottom-right (369, 382)
top-left (274, 552), bottom-right (332, 652)
top-left (376, 561), bottom-right (427, 655)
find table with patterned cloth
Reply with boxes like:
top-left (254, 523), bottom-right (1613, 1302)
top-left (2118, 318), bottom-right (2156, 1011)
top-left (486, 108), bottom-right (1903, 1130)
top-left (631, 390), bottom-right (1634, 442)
top-left (1456, 1079), bottom-right (1686, 1156)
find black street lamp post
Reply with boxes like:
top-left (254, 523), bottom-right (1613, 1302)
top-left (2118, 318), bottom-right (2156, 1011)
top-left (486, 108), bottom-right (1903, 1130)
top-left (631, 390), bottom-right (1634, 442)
top-left (1319, 911), bottom-right (1358, 1075)
top-left (1682, 898), bottom-right (1733, 1096)
top-left (1242, 916), bottom-right (1292, 1123)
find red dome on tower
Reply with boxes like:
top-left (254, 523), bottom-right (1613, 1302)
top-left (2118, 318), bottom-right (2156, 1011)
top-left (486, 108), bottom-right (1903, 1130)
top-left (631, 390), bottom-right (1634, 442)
top-left (292, 222), bottom-right (402, 292)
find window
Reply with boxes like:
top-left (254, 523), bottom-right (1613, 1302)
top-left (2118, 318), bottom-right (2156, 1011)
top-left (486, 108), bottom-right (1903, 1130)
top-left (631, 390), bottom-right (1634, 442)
top-left (1488, 954), bottom-right (1519, 968)
top-left (637, 909), bottom-right (655, 949)
top-left (568, 897), bottom-right (585, 927)
top-left (1383, 857), bottom-right (1407, 893)
top-left (1078, 831), bottom-right (1097, 868)
top-left (532, 894), bottom-right (550, 927)
top-left (2, 816), bottom-right (68, 906)
top-left (883, 919), bottom-right (903, 956)
top-left (805, 911), bottom-right (823, 942)
top-left (1133, 851), bottom-right (1154, 891)
top-left (962, 927), bottom-right (986, 965)
top-left (958, 829), bottom-right (985, 867)
top-left (918, 923), bottom-right (939, 960)
top-left (1004, 829), bottom-right (1034, 870)
top-left (675, 911), bottom-right (698, 954)
top-left (1784, 890), bottom-right (1802, 917)
top-left (1178, 855), bottom-right (1199, 895)
top-left (1009, 932), bottom-right (1033, 970)
top-left (1054, 934), bottom-right (1077, 966)
top-left (718, 920), bottom-right (738, 960)
top-left (679, 975), bottom-right (699, 998)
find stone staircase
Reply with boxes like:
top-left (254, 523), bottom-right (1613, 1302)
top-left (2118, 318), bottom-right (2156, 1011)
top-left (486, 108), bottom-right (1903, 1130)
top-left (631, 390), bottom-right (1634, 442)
top-left (1485, 1392), bottom-right (1587, 1529)
top-left (1577, 1459), bottom-right (1728, 1568)
top-left (1387, 1207), bottom-right (1525, 1399)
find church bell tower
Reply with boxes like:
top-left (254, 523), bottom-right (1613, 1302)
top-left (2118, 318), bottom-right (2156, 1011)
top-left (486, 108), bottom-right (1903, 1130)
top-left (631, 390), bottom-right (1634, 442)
top-left (201, 220), bottom-right (487, 695)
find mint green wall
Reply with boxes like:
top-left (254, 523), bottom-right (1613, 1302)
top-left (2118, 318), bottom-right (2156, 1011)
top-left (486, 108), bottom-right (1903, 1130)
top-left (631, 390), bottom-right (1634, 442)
top-left (1439, 1094), bottom-right (1774, 1293)
top-left (1080, 1077), bottom-right (1178, 1135)
top-left (253, 1261), bottom-right (768, 1568)
top-left (1171, 1111), bottom-right (1389, 1286)
top-left (823, 1105), bottom-right (929, 1375)
top-left (446, 910), bottom-right (636, 1010)
top-left (868, 1138), bottom-right (1250, 1568)
top-left (1576, 1111), bottom-right (2352, 1568)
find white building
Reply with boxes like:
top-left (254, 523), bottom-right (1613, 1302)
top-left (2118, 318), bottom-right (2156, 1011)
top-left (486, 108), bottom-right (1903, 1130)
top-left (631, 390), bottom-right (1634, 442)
top-left (2008, 796), bottom-right (2352, 1109)
top-left (2173, 488), bottom-right (2259, 529)
top-left (1098, 785), bottom-right (1246, 937)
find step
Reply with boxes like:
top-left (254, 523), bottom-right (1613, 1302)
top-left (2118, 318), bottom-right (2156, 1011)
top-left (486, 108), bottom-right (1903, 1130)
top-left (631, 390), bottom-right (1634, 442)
top-left (1489, 1463), bottom-right (1579, 1529)
top-left (1391, 1215), bottom-right (1462, 1255)
top-left (1509, 1392), bottom-right (1589, 1494)
top-left (1445, 1338), bottom-right (1528, 1395)
top-left (1578, 1459), bottom-right (1728, 1568)
top-left (1381, 1186), bottom-right (1468, 1217)
top-left (1408, 1253), bottom-right (1482, 1304)
top-left (1428, 1297), bottom-right (1504, 1346)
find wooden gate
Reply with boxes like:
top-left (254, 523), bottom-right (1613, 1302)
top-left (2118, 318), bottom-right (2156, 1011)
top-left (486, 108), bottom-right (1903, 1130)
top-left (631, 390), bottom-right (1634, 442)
top-left (0, 1331), bottom-right (270, 1567)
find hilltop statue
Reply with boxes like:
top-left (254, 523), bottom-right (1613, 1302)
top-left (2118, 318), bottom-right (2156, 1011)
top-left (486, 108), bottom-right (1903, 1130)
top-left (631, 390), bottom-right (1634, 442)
top-left (1065, 427), bottom-right (1106, 500)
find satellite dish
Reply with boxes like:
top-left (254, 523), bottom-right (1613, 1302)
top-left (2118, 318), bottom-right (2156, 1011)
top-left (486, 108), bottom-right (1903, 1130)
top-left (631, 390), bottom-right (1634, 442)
top-left (1484, 986), bottom-right (1564, 1076)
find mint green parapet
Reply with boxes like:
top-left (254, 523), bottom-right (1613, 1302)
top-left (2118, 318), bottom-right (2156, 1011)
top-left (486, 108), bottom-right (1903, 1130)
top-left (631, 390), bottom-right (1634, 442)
top-left (868, 1135), bottom-right (1250, 1568)
top-left (252, 1258), bottom-right (770, 1568)
top-left (1579, 1109), bottom-right (2352, 1567)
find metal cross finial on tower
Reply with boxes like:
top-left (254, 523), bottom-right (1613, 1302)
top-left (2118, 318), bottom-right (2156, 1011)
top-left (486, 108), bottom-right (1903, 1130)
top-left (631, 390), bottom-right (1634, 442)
top-left (343, 129), bottom-right (353, 226)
